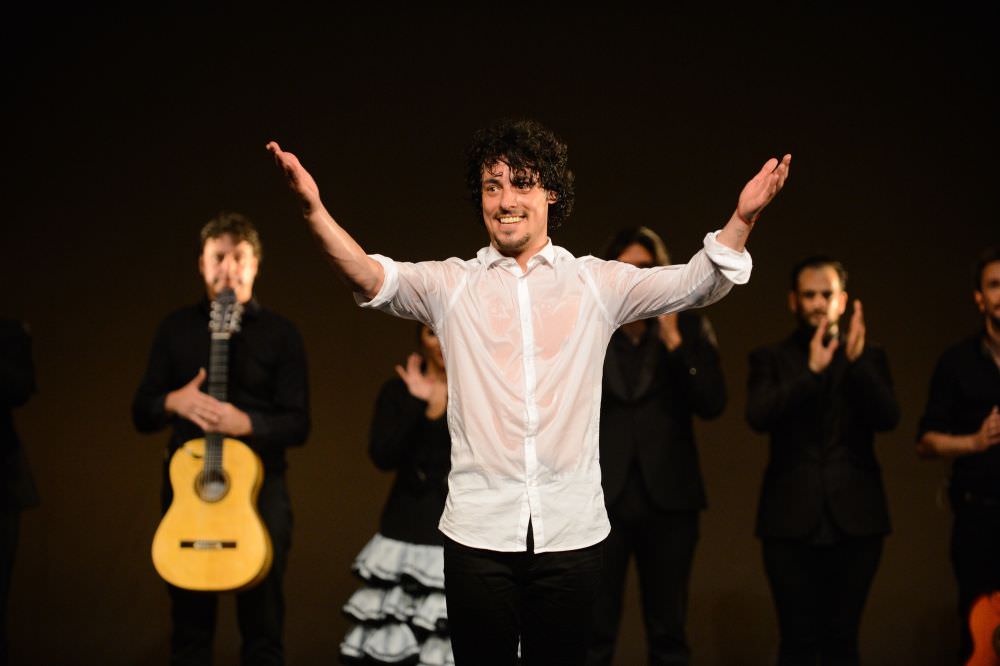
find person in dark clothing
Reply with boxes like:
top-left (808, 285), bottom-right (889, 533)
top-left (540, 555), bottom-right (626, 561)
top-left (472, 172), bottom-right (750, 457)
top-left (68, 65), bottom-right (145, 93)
top-left (916, 245), bottom-right (1000, 664)
top-left (340, 324), bottom-right (452, 666)
top-left (746, 256), bottom-right (899, 666)
top-left (586, 227), bottom-right (726, 666)
top-left (132, 212), bottom-right (310, 666)
top-left (1, 318), bottom-right (38, 666)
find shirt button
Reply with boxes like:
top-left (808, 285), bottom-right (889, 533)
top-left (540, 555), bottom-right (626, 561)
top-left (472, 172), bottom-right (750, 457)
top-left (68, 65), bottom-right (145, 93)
top-left (689, 367), bottom-right (698, 375)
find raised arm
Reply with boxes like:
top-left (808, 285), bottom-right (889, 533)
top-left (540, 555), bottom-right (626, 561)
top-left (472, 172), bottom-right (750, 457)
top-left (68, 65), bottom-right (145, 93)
top-left (266, 141), bottom-right (384, 299)
top-left (717, 154), bottom-right (792, 252)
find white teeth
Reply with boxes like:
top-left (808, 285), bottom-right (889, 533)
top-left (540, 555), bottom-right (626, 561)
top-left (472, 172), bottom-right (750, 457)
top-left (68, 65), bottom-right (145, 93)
top-left (499, 216), bottom-right (523, 224)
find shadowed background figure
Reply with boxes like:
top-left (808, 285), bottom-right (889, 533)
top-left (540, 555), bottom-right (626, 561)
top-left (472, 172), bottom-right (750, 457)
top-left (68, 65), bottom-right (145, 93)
top-left (747, 257), bottom-right (899, 665)
top-left (586, 227), bottom-right (726, 666)
top-left (0, 318), bottom-right (37, 666)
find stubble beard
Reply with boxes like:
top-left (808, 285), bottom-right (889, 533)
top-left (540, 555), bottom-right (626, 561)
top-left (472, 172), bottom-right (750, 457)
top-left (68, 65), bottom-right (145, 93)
top-left (493, 230), bottom-right (531, 255)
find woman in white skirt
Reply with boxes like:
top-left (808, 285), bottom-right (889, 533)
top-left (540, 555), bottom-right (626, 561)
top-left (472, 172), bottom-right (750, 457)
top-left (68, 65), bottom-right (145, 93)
top-left (340, 325), bottom-right (452, 666)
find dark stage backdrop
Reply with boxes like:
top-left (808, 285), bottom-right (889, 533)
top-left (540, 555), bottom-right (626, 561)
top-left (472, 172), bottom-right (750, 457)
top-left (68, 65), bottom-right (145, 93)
top-left (3, 9), bottom-right (996, 665)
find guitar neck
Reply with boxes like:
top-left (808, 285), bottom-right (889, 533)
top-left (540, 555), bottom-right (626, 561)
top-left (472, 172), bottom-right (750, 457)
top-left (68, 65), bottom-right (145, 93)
top-left (204, 333), bottom-right (230, 475)
top-left (208, 333), bottom-right (230, 402)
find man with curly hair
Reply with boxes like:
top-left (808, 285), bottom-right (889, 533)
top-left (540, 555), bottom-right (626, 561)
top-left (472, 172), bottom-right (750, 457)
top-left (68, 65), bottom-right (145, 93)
top-left (268, 119), bottom-right (790, 666)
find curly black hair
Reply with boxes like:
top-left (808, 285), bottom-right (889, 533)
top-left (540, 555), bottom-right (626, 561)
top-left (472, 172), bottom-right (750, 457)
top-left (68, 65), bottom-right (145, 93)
top-left (465, 119), bottom-right (575, 231)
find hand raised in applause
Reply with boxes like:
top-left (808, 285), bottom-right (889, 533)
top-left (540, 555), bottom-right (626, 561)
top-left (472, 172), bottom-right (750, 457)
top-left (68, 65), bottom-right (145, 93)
top-left (395, 353), bottom-right (436, 401)
top-left (657, 313), bottom-right (683, 352)
top-left (396, 352), bottom-right (447, 418)
top-left (845, 299), bottom-right (866, 362)
top-left (808, 317), bottom-right (839, 374)
top-left (736, 154), bottom-right (792, 224)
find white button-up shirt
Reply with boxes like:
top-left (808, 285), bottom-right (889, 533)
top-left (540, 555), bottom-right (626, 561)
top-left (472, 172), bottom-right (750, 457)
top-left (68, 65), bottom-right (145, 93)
top-left (359, 231), bottom-right (751, 552)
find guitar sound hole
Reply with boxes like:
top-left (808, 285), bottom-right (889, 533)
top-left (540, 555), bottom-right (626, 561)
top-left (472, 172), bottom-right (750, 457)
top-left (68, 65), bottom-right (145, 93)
top-left (196, 470), bottom-right (229, 503)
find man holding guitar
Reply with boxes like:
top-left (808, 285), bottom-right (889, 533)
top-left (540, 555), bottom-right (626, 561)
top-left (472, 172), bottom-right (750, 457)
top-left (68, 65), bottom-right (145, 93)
top-left (918, 246), bottom-right (1000, 665)
top-left (133, 212), bottom-right (310, 665)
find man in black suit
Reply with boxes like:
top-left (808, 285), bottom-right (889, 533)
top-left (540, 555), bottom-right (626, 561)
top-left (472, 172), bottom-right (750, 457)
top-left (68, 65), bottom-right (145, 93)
top-left (746, 256), bottom-right (899, 665)
top-left (1, 318), bottom-right (38, 666)
top-left (586, 227), bottom-right (726, 666)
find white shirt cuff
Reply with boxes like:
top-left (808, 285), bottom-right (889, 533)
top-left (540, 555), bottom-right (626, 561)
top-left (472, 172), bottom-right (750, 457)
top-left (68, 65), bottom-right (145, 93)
top-left (704, 231), bottom-right (752, 285)
top-left (354, 254), bottom-right (399, 308)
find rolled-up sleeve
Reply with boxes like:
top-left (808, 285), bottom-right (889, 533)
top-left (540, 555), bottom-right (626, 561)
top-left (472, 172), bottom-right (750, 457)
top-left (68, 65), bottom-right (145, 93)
top-left (355, 254), bottom-right (463, 327)
top-left (355, 254), bottom-right (400, 309)
top-left (593, 230), bottom-right (752, 327)
top-left (703, 230), bottom-right (752, 285)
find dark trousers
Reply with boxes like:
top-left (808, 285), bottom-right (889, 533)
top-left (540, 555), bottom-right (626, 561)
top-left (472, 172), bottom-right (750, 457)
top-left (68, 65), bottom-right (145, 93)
top-left (0, 508), bottom-right (18, 666)
top-left (586, 467), bottom-right (699, 666)
top-left (443, 527), bottom-right (604, 666)
top-left (762, 535), bottom-right (883, 666)
top-left (162, 472), bottom-right (293, 666)
top-left (950, 495), bottom-right (1000, 664)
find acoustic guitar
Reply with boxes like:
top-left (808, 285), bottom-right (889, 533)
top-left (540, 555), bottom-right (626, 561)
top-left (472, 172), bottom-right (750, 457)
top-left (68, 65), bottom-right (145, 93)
top-left (968, 591), bottom-right (1000, 666)
top-left (151, 289), bottom-right (273, 591)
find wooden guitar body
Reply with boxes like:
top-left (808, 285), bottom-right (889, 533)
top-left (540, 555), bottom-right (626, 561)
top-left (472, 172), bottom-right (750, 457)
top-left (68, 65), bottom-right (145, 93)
top-left (968, 591), bottom-right (1000, 666)
top-left (152, 437), bottom-right (273, 592)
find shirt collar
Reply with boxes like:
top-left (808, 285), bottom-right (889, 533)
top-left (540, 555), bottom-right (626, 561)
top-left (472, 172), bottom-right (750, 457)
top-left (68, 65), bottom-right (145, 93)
top-left (478, 239), bottom-right (557, 269)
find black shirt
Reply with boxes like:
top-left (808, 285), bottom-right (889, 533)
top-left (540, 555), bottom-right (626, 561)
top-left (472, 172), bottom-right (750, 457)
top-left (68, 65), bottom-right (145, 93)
top-left (132, 299), bottom-right (310, 474)
top-left (369, 378), bottom-right (451, 545)
top-left (917, 332), bottom-right (1000, 497)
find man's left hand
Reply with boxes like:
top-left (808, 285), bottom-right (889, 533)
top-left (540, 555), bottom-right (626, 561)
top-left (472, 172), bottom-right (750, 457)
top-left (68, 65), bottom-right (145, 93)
top-left (845, 299), bottom-right (866, 362)
top-left (736, 154), bottom-right (792, 224)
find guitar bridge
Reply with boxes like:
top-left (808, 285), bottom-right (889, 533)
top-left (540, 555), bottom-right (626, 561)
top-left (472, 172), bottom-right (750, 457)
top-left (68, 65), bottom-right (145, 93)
top-left (180, 540), bottom-right (237, 550)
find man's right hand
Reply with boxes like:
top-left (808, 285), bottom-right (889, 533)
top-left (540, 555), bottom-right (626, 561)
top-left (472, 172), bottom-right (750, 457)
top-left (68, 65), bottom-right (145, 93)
top-left (164, 368), bottom-right (223, 432)
top-left (808, 317), bottom-right (839, 374)
top-left (267, 141), bottom-right (322, 214)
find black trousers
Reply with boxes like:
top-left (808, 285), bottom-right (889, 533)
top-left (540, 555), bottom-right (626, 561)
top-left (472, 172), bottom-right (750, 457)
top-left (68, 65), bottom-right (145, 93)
top-left (761, 535), bottom-right (883, 666)
top-left (162, 472), bottom-right (293, 666)
top-left (443, 527), bottom-right (604, 666)
top-left (586, 467), bottom-right (699, 666)
top-left (950, 494), bottom-right (1000, 664)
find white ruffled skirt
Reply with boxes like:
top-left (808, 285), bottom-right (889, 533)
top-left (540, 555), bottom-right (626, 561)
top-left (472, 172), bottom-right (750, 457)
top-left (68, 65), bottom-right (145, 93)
top-left (340, 533), bottom-right (452, 666)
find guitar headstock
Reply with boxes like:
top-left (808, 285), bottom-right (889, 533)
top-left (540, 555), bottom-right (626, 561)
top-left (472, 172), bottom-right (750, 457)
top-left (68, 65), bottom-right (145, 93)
top-left (209, 289), bottom-right (244, 338)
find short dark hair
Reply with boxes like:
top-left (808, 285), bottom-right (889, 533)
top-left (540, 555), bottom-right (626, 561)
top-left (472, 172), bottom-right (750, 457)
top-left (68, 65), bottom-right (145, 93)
top-left (200, 211), bottom-right (263, 262)
top-left (790, 255), bottom-right (848, 291)
top-left (602, 226), bottom-right (671, 265)
top-left (465, 119), bottom-right (575, 231)
top-left (973, 245), bottom-right (1000, 291)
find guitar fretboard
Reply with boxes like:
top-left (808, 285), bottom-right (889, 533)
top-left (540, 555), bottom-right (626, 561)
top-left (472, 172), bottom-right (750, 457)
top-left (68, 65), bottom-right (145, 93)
top-left (204, 333), bottom-right (230, 477)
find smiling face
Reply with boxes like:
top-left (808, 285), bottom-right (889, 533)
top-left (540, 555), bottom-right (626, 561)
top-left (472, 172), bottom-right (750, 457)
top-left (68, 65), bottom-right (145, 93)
top-left (480, 160), bottom-right (557, 265)
top-left (199, 233), bottom-right (259, 304)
